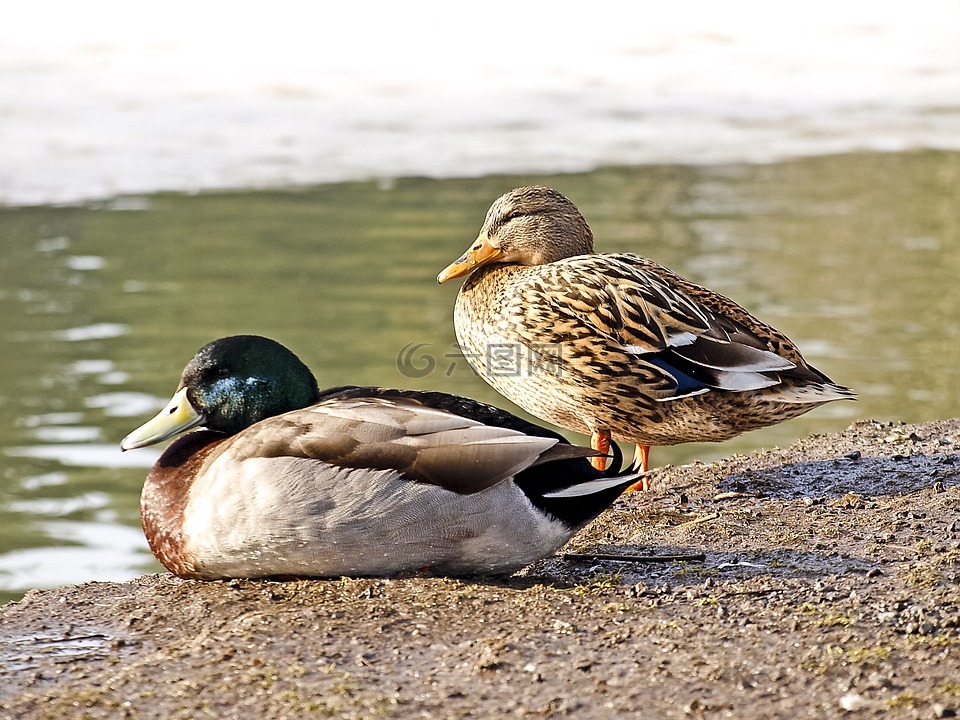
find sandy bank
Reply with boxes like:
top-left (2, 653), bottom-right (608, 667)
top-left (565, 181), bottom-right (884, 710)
top-left (2, 418), bottom-right (958, 719)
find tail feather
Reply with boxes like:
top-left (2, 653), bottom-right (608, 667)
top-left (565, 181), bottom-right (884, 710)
top-left (541, 472), bottom-right (648, 499)
top-left (770, 382), bottom-right (857, 405)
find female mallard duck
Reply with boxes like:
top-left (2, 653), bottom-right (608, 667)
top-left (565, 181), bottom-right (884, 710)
top-left (438, 186), bottom-right (855, 480)
top-left (120, 335), bottom-right (641, 580)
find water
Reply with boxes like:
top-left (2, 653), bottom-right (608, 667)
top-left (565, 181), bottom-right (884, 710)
top-left (1, 152), bottom-right (958, 603)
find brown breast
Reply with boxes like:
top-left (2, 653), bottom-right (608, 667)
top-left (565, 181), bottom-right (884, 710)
top-left (140, 430), bottom-right (227, 579)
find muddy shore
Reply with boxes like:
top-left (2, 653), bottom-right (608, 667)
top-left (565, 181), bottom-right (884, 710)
top-left (2, 418), bottom-right (958, 719)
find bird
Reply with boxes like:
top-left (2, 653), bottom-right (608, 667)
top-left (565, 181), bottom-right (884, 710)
top-left (120, 335), bottom-right (642, 580)
top-left (437, 185), bottom-right (855, 485)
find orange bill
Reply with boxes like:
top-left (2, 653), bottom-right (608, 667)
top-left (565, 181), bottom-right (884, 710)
top-left (437, 235), bottom-right (504, 283)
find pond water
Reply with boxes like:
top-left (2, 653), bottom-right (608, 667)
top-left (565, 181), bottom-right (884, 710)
top-left (1, 150), bottom-right (958, 602)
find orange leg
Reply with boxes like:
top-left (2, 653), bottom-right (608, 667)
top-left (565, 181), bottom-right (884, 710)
top-left (633, 444), bottom-right (650, 473)
top-left (625, 444), bottom-right (652, 492)
top-left (589, 430), bottom-right (611, 472)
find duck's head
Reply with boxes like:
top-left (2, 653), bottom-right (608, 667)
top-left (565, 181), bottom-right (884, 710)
top-left (437, 186), bottom-right (594, 283)
top-left (121, 335), bottom-right (320, 450)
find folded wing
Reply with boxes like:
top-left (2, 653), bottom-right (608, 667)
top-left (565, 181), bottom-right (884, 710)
top-left (221, 396), bottom-right (598, 495)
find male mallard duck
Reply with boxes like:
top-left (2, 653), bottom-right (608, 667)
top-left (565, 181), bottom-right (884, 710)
top-left (438, 186), bottom-right (855, 481)
top-left (120, 335), bottom-right (641, 579)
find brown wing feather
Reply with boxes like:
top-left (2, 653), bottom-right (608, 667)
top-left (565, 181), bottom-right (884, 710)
top-left (542, 254), bottom-right (791, 355)
top-left (628, 255), bottom-right (809, 362)
top-left (537, 254), bottom-right (800, 373)
top-left (218, 397), bottom-right (596, 495)
top-left (495, 253), bottom-right (829, 398)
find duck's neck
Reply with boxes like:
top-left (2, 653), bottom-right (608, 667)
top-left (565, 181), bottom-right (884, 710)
top-left (461, 262), bottom-right (528, 293)
top-left (141, 430), bottom-right (226, 579)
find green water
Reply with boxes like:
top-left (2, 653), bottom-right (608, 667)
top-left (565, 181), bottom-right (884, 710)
top-left (1, 151), bottom-right (958, 603)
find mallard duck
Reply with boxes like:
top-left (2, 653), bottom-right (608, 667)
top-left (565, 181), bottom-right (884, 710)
top-left (438, 186), bottom-right (855, 482)
top-left (120, 335), bottom-right (641, 579)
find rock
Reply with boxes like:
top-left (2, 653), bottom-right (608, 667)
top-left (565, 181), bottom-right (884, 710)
top-left (839, 693), bottom-right (869, 711)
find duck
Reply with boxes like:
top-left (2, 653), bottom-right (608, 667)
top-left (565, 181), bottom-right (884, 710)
top-left (120, 335), bottom-right (642, 580)
top-left (437, 185), bottom-right (855, 483)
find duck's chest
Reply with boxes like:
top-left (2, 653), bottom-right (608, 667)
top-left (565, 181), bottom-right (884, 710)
top-left (453, 270), bottom-right (604, 431)
top-left (141, 432), bottom-right (227, 579)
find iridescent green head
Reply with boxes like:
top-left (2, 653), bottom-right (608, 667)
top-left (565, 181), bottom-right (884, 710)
top-left (121, 335), bottom-right (320, 450)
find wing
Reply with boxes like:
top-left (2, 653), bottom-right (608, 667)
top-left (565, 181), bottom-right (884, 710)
top-left (218, 396), bottom-right (598, 495)
top-left (317, 385), bottom-right (569, 441)
top-left (531, 254), bottom-right (821, 399)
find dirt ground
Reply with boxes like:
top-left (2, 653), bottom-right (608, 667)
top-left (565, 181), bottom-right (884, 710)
top-left (1, 417), bottom-right (958, 719)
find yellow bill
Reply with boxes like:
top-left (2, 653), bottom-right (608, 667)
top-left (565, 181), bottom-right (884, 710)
top-left (121, 387), bottom-right (204, 450)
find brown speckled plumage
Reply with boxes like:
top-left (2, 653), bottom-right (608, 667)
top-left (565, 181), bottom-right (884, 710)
top-left (439, 186), bottom-right (855, 467)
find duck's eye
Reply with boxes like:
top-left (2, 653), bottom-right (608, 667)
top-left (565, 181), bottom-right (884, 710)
top-left (215, 367), bottom-right (231, 378)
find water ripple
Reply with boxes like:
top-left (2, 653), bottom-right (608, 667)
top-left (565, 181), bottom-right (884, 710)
top-left (52, 323), bottom-right (127, 342)
top-left (85, 392), bottom-right (162, 418)
top-left (6, 444), bottom-right (160, 469)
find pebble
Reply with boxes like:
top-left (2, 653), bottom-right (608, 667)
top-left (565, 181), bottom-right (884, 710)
top-left (884, 430), bottom-right (921, 444)
top-left (839, 692), bottom-right (869, 711)
top-left (684, 699), bottom-right (705, 716)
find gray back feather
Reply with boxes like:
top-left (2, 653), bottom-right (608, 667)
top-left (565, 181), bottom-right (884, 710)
top-left (219, 396), bottom-right (593, 495)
